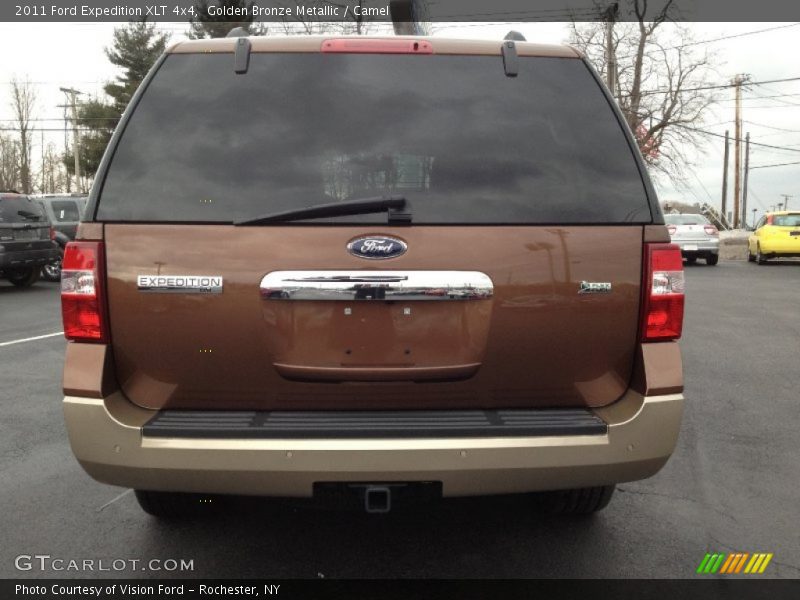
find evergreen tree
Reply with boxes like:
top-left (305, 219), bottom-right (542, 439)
top-left (64, 21), bottom-right (169, 180)
top-left (104, 21), bottom-right (171, 115)
top-left (188, 1), bottom-right (266, 38)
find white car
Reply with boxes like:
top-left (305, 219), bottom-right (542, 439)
top-left (665, 213), bottom-right (719, 266)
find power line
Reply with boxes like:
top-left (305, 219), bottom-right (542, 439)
top-left (639, 76), bottom-right (800, 97)
top-left (616, 23), bottom-right (800, 61)
top-left (749, 160), bottom-right (800, 169)
top-left (744, 120), bottom-right (800, 133)
top-left (743, 91), bottom-right (800, 101)
top-left (0, 128), bottom-right (102, 133)
top-left (674, 124), bottom-right (800, 153)
top-left (0, 117), bottom-right (117, 122)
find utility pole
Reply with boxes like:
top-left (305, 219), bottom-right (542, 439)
top-left (780, 194), bottom-right (792, 210)
top-left (751, 208), bottom-right (757, 229)
top-left (742, 132), bottom-right (750, 225)
top-left (604, 2), bottom-right (619, 97)
top-left (41, 130), bottom-right (45, 193)
top-left (732, 75), bottom-right (746, 229)
top-left (721, 130), bottom-right (729, 220)
top-left (59, 87), bottom-right (84, 193)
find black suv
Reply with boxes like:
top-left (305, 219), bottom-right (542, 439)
top-left (0, 192), bottom-right (59, 287)
top-left (34, 194), bottom-right (87, 281)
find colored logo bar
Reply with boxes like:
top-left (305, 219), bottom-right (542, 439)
top-left (697, 552), bottom-right (773, 574)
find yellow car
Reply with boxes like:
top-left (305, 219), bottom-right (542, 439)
top-left (748, 211), bottom-right (800, 264)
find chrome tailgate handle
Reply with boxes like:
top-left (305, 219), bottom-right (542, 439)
top-left (260, 270), bottom-right (493, 301)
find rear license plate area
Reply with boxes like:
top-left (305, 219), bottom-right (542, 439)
top-left (13, 229), bottom-right (38, 241)
top-left (683, 244), bottom-right (698, 251)
top-left (313, 481), bottom-right (442, 511)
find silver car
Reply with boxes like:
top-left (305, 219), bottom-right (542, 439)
top-left (664, 213), bottom-right (719, 266)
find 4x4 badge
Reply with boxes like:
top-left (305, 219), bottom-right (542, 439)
top-left (579, 281), bottom-right (612, 294)
top-left (347, 236), bottom-right (407, 260)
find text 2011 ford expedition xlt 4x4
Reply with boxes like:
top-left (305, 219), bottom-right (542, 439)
top-left (62, 35), bottom-right (684, 518)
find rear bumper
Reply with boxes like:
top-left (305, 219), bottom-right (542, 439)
top-left (63, 390), bottom-right (684, 497)
top-left (673, 239), bottom-right (719, 254)
top-left (0, 246), bottom-right (59, 269)
top-left (759, 240), bottom-right (800, 255)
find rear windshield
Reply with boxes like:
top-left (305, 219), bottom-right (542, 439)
top-left (96, 52), bottom-right (651, 224)
top-left (49, 199), bottom-right (81, 222)
top-left (665, 214), bottom-right (709, 225)
top-left (0, 196), bottom-right (46, 224)
top-left (773, 214), bottom-right (800, 227)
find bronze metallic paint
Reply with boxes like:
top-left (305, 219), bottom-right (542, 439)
top-left (101, 225), bottom-right (643, 410)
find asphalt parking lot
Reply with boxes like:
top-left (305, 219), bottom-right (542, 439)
top-left (1, 260), bottom-right (798, 579)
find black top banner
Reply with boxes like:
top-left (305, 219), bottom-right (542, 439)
top-left (2, 0), bottom-right (800, 23)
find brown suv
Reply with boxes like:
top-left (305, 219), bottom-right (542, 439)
top-left (61, 35), bottom-right (685, 518)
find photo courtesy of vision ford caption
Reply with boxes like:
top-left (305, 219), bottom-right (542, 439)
top-left (60, 34), bottom-right (685, 518)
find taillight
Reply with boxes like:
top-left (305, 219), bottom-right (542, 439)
top-left (640, 243), bottom-right (684, 342)
top-left (667, 225), bottom-right (676, 235)
top-left (61, 241), bottom-right (108, 343)
top-left (703, 225), bottom-right (718, 236)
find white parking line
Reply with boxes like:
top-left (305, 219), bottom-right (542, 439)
top-left (97, 489), bottom-right (133, 512)
top-left (0, 331), bottom-right (64, 347)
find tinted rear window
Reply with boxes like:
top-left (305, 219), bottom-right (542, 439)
top-left (0, 196), bottom-right (46, 224)
top-left (773, 214), bottom-right (800, 227)
top-left (665, 214), bottom-right (709, 225)
top-left (96, 52), bottom-right (650, 224)
top-left (49, 200), bottom-right (81, 222)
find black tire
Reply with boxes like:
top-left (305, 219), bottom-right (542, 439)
top-left (748, 250), bottom-right (756, 262)
top-left (756, 246), bottom-right (767, 265)
top-left (134, 490), bottom-right (220, 519)
top-left (535, 485), bottom-right (615, 515)
top-left (685, 256), bottom-right (697, 264)
top-left (6, 267), bottom-right (40, 288)
top-left (706, 254), bottom-right (719, 266)
top-left (41, 246), bottom-right (64, 281)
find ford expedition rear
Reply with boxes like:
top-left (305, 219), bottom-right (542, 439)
top-left (62, 35), bottom-right (685, 518)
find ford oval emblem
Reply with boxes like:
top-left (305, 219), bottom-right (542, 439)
top-left (347, 235), bottom-right (408, 260)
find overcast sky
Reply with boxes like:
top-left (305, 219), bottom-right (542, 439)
top-left (1, 20), bottom-right (799, 219)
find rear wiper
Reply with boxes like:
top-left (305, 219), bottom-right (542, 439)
top-left (17, 210), bottom-right (41, 221)
top-left (234, 195), bottom-right (410, 226)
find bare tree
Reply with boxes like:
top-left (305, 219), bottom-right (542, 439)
top-left (0, 134), bottom-right (20, 191)
top-left (38, 142), bottom-right (69, 194)
top-left (9, 77), bottom-right (37, 194)
top-left (570, 0), bottom-right (719, 179)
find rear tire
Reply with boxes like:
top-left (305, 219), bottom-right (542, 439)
top-left (535, 485), bottom-right (615, 515)
top-left (748, 250), bottom-right (756, 262)
top-left (706, 254), bottom-right (719, 266)
top-left (756, 246), bottom-right (767, 265)
top-left (41, 246), bottom-right (64, 281)
top-left (134, 490), bottom-right (220, 519)
top-left (7, 267), bottom-right (39, 287)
